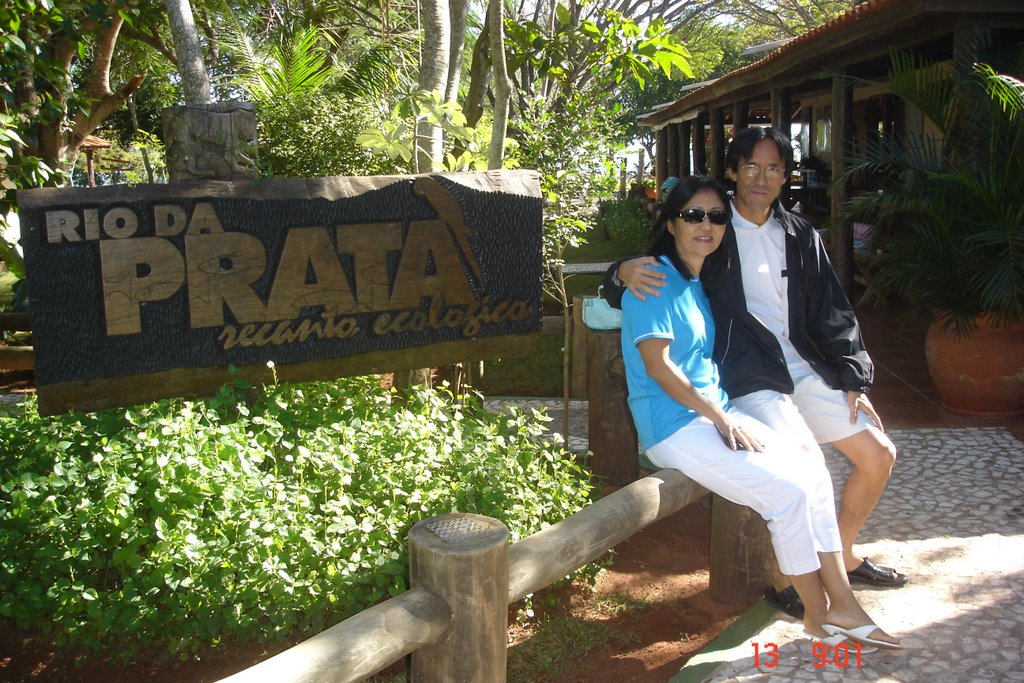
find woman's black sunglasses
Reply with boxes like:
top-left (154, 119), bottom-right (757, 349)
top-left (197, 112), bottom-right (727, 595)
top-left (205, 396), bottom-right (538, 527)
top-left (677, 208), bottom-right (729, 225)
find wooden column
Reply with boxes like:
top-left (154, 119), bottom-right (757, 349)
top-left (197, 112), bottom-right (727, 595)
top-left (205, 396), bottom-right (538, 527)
top-left (587, 329), bottom-right (638, 486)
top-left (709, 495), bottom-right (773, 605)
top-left (770, 87), bottom-right (792, 131)
top-left (410, 513), bottom-right (509, 682)
top-left (830, 68), bottom-right (855, 295)
top-left (86, 150), bottom-right (97, 187)
top-left (708, 108), bottom-right (725, 181)
top-left (655, 127), bottom-right (669, 192)
top-left (732, 101), bottom-right (750, 135)
top-left (679, 121), bottom-right (692, 177)
top-left (666, 124), bottom-right (680, 182)
top-left (692, 114), bottom-right (707, 176)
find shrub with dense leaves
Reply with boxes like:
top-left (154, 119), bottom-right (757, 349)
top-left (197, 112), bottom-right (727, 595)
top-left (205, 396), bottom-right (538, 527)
top-left (597, 199), bottom-right (652, 253)
top-left (0, 376), bottom-right (594, 660)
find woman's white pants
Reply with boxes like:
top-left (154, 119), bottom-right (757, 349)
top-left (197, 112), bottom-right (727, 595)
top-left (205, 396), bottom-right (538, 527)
top-left (645, 410), bottom-right (841, 576)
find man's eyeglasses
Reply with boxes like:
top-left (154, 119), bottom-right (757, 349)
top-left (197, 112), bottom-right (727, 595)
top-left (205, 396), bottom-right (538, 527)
top-left (677, 208), bottom-right (729, 225)
top-left (738, 163), bottom-right (786, 180)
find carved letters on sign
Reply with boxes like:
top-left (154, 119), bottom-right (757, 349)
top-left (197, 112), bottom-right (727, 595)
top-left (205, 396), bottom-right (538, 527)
top-left (18, 172), bottom-right (543, 414)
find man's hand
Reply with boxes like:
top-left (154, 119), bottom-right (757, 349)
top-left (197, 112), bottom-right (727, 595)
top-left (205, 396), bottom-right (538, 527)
top-left (620, 256), bottom-right (668, 301)
top-left (848, 391), bottom-right (884, 431)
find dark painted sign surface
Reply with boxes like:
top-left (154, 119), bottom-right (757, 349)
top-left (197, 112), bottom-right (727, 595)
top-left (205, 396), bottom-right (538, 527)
top-left (18, 172), bottom-right (542, 414)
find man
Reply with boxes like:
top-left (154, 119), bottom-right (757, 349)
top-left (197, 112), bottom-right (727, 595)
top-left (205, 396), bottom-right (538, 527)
top-left (603, 127), bottom-right (907, 617)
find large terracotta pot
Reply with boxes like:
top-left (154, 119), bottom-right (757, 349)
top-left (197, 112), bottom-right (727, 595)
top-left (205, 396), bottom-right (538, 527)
top-left (924, 315), bottom-right (1024, 417)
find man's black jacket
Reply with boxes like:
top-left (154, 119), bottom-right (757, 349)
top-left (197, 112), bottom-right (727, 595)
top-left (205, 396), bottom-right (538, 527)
top-left (602, 201), bottom-right (873, 400)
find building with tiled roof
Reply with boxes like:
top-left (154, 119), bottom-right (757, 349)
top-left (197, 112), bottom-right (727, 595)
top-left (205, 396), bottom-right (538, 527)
top-left (640, 0), bottom-right (1024, 290)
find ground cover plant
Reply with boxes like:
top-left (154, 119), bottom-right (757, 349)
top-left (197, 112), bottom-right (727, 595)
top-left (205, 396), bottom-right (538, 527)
top-left (0, 375), bottom-right (594, 664)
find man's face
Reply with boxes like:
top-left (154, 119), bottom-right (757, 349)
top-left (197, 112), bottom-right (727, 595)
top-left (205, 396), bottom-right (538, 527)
top-left (726, 138), bottom-right (788, 223)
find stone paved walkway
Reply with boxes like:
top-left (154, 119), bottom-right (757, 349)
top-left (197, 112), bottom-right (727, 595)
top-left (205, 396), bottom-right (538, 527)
top-left (484, 399), bottom-right (1024, 683)
top-left (683, 425), bottom-right (1024, 683)
top-left (0, 391), bottom-right (26, 409)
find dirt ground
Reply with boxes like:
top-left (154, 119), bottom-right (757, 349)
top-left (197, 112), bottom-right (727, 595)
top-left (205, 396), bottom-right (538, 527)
top-left (517, 498), bottom-right (742, 683)
top-left (0, 371), bottom-right (742, 682)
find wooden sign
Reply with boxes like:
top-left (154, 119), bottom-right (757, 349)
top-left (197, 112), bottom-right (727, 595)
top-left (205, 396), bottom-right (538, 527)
top-left (18, 171), bottom-right (543, 415)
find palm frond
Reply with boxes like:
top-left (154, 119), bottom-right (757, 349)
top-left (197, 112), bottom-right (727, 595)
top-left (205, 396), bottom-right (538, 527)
top-left (886, 50), bottom-right (955, 131)
top-left (837, 50), bottom-right (1024, 324)
top-left (221, 24), bottom-right (334, 103)
top-left (334, 34), bottom-right (419, 100)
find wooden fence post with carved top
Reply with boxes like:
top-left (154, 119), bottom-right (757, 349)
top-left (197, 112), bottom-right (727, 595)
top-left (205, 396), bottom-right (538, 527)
top-left (409, 513), bottom-right (509, 682)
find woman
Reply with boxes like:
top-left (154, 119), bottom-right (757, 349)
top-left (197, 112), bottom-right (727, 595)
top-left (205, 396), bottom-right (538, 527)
top-left (620, 176), bottom-right (900, 650)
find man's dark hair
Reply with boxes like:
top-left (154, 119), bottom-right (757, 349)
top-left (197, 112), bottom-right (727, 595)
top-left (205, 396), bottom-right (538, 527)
top-left (726, 126), bottom-right (794, 173)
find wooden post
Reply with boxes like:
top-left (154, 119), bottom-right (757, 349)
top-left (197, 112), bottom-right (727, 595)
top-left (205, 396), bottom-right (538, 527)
top-left (586, 329), bottom-right (638, 486)
top-left (679, 120), bottom-right (692, 177)
top-left (409, 513), bottom-right (508, 682)
top-left (571, 295), bottom-right (590, 398)
top-left (655, 127), bottom-right (669, 194)
top-left (771, 87), bottom-right (792, 132)
top-left (830, 68), bottom-right (854, 295)
top-left (709, 108), bottom-right (725, 181)
top-left (692, 113), bottom-right (707, 176)
top-left (732, 100), bottom-right (749, 135)
top-left (709, 495), bottom-right (773, 605)
top-left (666, 124), bottom-right (680, 181)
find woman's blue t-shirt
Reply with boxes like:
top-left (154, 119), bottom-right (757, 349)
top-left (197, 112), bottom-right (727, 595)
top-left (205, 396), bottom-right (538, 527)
top-left (621, 255), bottom-right (729, 451)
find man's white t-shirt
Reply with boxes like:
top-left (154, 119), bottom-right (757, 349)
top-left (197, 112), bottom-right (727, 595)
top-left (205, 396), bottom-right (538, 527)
top-left (730, 201), bottom-right (815, 381)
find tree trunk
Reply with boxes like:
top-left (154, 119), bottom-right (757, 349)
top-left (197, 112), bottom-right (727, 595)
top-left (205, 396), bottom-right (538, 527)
top-left (164, 0), bottom-right (212, 105)
top-left (487, 0), bottom-right (510, 169)
top-left (416, 0), bottom-right (450, 172)
top-left (128, 95), bottom-right (155, 184)
top-left (445, 0), bottom-right (468, 104)
top-left (462, 23), bottom-right (490, 129)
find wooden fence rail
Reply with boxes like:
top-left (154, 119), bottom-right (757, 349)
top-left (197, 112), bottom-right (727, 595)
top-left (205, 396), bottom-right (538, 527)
top-left (219, 468), bottom-right (713, 683)
top-left (0, 312), bottom-right (33, 370)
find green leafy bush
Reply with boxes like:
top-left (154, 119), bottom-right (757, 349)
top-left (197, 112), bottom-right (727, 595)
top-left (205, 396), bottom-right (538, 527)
top-left (596, 199), bottom-right (652, 253)
top-left (257, 90), bottom-right (399, 178)
top-left (0, 376), bottom-right (594, 660)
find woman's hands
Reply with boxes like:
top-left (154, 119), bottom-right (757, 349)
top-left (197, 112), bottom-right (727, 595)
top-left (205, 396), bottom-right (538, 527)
top-left (638, 339), bottom-right (763, 453)
top-left (619, 256), bottom-right (668, 301)
top-left (712, 414), bottom-right (764, 452)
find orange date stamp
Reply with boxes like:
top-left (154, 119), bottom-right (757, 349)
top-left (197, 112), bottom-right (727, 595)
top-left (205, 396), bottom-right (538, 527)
top-left (753, 641), bottom-right (865, 669)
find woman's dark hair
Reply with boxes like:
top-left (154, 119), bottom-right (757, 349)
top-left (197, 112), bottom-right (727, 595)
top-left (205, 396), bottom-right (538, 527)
top-left (646, 175), bottom-right (733, 280)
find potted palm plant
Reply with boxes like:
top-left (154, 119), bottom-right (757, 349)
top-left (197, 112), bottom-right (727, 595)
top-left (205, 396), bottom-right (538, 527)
top-left (838, 50), bottom-right (1024, 417)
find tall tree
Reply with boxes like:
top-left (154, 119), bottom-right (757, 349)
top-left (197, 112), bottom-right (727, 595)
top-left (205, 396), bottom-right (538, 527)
top-left (445, 0), bottom-right (468, 104)
top-left (1, 1), bottom-right (146, 183)
top-left (416, 0), bottom-right (451, 171)
top-left (486, 0), bottom-right (509, 169)
top-left (164, 0), bottom-right (212, 104)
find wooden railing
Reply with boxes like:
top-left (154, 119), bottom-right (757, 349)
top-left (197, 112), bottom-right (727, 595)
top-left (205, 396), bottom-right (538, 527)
top-left (219, 467), bottom-right (775, 683)
top-left (0, 312), bottom-right (33, 370)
